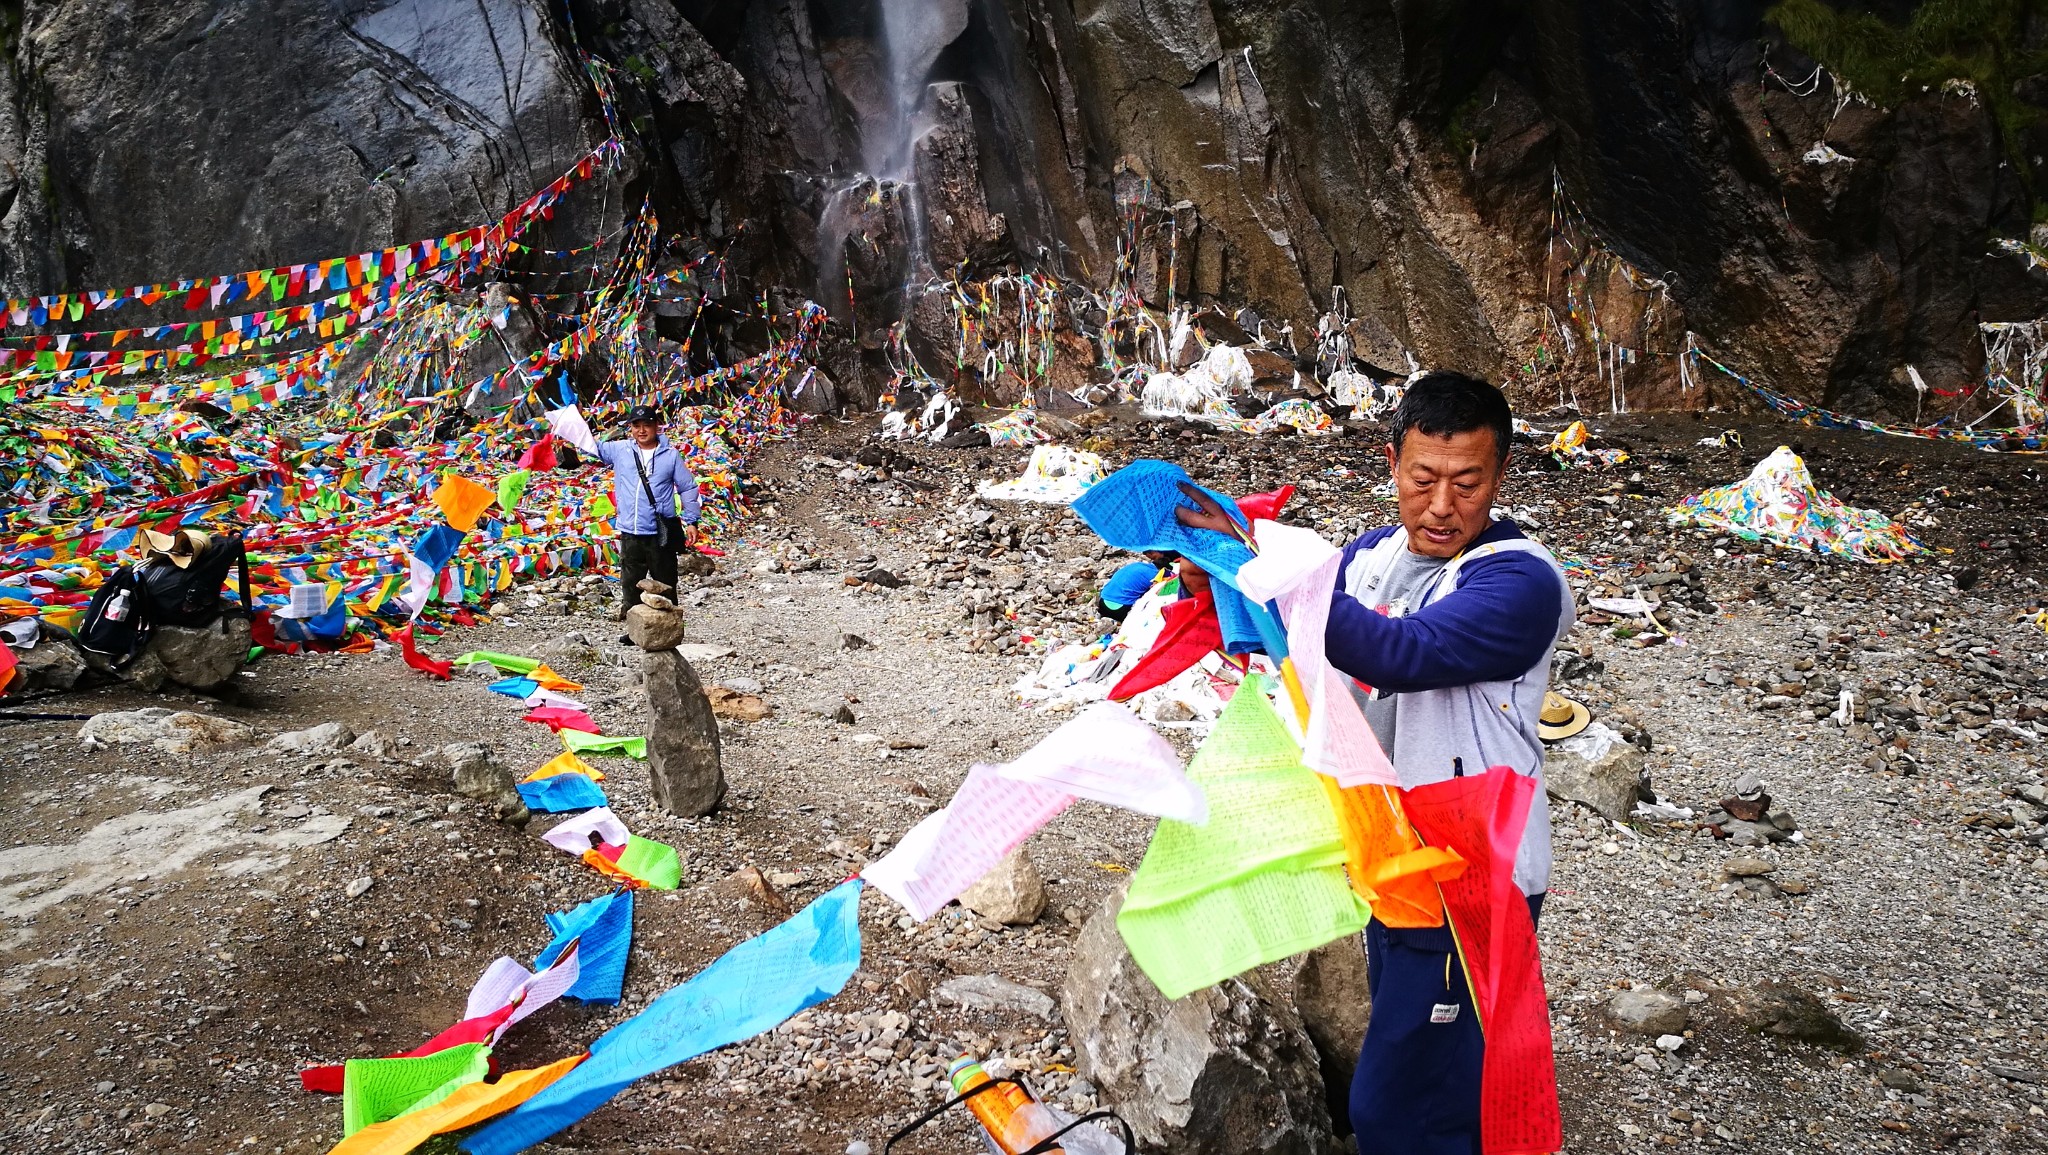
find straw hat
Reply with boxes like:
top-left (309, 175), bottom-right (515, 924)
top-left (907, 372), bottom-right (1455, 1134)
top-left (1538, 691), bottom-right (1591, 742)
top-left (142, 527), bottom-right (211, 569)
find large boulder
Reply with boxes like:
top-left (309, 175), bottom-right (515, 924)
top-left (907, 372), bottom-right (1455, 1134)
top-left (1543, 722), bottom-right (1645, 821)
top-left (9, 636), bottom-right (88, 692)
top-left (132, 617), bottom-right (252, 693)
top-left (1292, 936), bottom-right (1371, 1136)
top-left (644, 648), bottom-right (725, 817)
top-left (78, 708), bottom-right (255, 754)
top-left (1059, 885), bottom-right (1338, 1155)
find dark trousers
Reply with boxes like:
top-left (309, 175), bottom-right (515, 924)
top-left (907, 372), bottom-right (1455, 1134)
top-left (617, 532), bottom-right (676, 617)
top-left (1350, 895), bottom-right (1544, 1155)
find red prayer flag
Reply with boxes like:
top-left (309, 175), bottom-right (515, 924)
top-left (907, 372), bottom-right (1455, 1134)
top-left (1108, 590), bottom-right (1223, 700)
top-left (1236, 484), bottom-right (1296, 522)
top-left (516, 434), bottom-right (558, 471)
top-left (0, 643), bottom-right (17, 696)
top-left (522, 706), bottom-right (600, 735)
top-left (396, 625), bottom-right (453, 680)
top-left (1401, 767), bottom-right (1562, 1155)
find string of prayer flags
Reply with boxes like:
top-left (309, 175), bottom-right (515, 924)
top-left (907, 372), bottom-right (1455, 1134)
top-left (1235, 520), bottom-right (1398, 787)
top-left (517, 772), bottom-right (608, 813)
top-left (432, 472), bottom-right (498, 532)
top-left (991, 701), bottom-right (1207, 823)
top-left (395, 625), bottom-right (454, 680)
top-left (522, 705), bottom-right (601, 734)
top-left (541, 807), bottom-right (628, 854)
top-left (562, 730), bottom-right (646, 759)
top-left (1116, 680), bottom-right (1369, 1000)
top-left (863, 763), bottom-right (1073, 922)
top-left (583, 835), bottom-right (683, 890)
top-left (460, 881), bottom-right (864, 1155)
top-left (342, 1042), bottom-right (492, 1137)
top-left (323, 1053), bottom-right (584, 1155)
top-left (523, 751), bottom-right (603, 783)
top-left (462, 941), bottom-right (584, 1043)
top-left (535, 890), bottom-right (633, 1005)
top-left (454, 651), bottom-right (541, 674)
top-left (1401, 767), bottom-right (1562, 1155)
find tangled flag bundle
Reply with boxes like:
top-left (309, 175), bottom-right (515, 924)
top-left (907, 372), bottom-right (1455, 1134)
top-left (1668, 445), bottom-right (1930, 563)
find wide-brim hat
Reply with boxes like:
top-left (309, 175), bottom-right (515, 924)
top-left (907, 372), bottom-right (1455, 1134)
top-left (1538, 691), bottom-right (1591, 742)
top-left (142, 527), bottom-right (210, 569)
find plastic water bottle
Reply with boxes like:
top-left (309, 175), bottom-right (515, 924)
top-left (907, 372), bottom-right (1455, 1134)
top-left (105, 589), bottom-right (131, 622)
top-left (948, 1056), bottom-right (1065, 1155)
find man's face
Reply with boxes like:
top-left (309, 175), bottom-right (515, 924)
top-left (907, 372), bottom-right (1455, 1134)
top-left (1384, 427), bottom-right (1506, 558)
top-left (629, 420), bottom-right (660, 448)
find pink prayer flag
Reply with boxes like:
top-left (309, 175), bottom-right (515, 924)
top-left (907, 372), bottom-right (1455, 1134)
top-left (863, 765), bottom-right (1072, 921)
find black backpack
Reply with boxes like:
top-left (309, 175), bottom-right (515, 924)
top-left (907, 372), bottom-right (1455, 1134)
top-left (77, 566), bottom-right (151, 665)
top-left (137, 532), bottom-right (251, 628)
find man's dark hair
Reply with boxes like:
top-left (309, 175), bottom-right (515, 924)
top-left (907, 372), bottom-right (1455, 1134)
top-left (1389, 371), bottom-right (1512, 464)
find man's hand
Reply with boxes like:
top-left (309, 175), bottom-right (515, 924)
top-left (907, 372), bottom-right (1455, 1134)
top-left (681, 524), bottom-right (701, 549)
top-left (1172, 482), bottom-right (1244, 539)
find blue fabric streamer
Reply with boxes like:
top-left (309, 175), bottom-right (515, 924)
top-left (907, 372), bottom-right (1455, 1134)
top-left (536, 889), bottom-right (633, 1005)
top-left (1071, 459), bottom-right (1280, 653)
top-left (465, 880), bottom-right (864, 1155)
top-left (411, 522), bottom-right (465, 572)
top-left (515, 773), bottom-right (608, 813)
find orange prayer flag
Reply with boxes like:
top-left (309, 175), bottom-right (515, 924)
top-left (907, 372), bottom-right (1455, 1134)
top-left (527, 664), bottom-right (583, 693)
top-left (1320, 778), bottom-right (1462, 929)
top-left (432, 473), bottom-right (497, 533)
top-left (322, 1053), bottom-right (584, 1155)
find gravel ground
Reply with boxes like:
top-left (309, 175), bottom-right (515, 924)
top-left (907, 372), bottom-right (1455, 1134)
top-left (1, 408), bottom-right (2045, 1153)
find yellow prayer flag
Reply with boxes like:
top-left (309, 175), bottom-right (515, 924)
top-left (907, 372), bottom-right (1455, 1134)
top-left (522, 751), bottom-right (603, 783)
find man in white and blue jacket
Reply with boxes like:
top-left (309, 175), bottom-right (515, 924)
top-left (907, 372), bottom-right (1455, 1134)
top-left (594, 405), bottom-right (700, 633)
top-left (1179, 370), bottom-right (1572, 1153)
top-left (1330, 372), bottom-right (1572, 1154)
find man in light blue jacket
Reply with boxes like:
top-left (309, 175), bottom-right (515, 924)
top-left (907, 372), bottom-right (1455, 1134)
top-left (594, 405), bottom-right (700, 633)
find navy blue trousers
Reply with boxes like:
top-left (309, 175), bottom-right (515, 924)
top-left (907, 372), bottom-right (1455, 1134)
top-left (1350, 895), bottom-right (1543, 1155)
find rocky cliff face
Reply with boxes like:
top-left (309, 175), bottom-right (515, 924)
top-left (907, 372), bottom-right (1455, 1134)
top-left (3, 0), bottom-right (2042, 422)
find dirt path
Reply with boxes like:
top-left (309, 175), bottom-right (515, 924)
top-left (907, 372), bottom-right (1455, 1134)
top-left (1, 412), bottom-right (2045, 1153)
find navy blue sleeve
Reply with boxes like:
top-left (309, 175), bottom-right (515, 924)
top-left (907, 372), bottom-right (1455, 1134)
top-left (1325, 552), bottom-right (1564, 692)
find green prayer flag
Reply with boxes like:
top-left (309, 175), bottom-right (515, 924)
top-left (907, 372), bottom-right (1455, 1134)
top-left (615, 835), bottom-right (683, 890)
top-left (1116, 680), bottom-right (1368, 1000)
top-left (451, 650), bottom-right (541, 674)
top-left (562, 730), bottom-right (647, 759)
top-left (497, 469), bottom-right (531, 514)
top-left (341, 1042), bottom-right (491, 1137)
